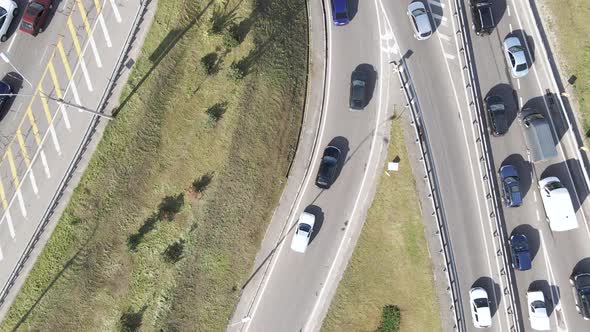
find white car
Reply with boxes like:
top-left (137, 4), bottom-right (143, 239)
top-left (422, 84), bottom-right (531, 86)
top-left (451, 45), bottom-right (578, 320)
top-left (503, 36), bottom-right (529, 78)
top-left (290, 212), bottom-right (315, 253)
top-left (469, 287), bottom-right (492, 328)
top-left (407, 1), bottom-right (432, 40)
top-left (527, 291), bottom-right (550, 331)
top-left (0, 0), bottom-right (17, 42)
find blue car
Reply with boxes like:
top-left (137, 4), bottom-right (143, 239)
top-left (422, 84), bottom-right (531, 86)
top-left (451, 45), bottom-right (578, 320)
top-left (331, 0), bottom-right (350, 25)
top-left (509, 233), bottom-right (531, 271)
top-left (499, 165), bottom-right (522, 207)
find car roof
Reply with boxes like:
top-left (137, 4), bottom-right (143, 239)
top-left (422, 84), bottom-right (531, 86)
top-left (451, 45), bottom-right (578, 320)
top-left (504, 36), bottom-right (521, 48)
top-left (299, 211), bottom-right (315, 226)
top-left (539, 177), bottom-right (578, 231)
top-left (521, 110), bottom-right (557, 162)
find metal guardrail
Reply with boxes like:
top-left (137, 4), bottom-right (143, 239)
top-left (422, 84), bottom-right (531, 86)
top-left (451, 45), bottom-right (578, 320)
top-left (392, 59), bottom-right (464, 331)
top-left (449, 0), bottom-right (521, 331)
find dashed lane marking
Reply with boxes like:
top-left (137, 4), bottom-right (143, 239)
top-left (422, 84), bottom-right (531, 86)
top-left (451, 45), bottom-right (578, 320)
top-left (15, 189), bottom-right (26, 218)
top-left (438, 33), bottom-right (451, 41)
top-left (40, 150), bottom-right (51, 179)
top-left (444, 52), bottom-right (456, 60)
top-left (109, 0), bottom-right (122, 23)
top-left (29, 171), bottom-right (39, 196)
top-left (76, 0), bottom-right (103, 68)
top-left (98, 14), bottom-right (112, 47)
top-left (6, 34), bottom-right (16, 53)
top-left (67, 17), bottom-right (94, 92)
top-left (432, 13), bottom-right (448, 25)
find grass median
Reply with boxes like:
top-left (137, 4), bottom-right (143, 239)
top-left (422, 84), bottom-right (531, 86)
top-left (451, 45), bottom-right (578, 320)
top-left (321, 119), bottom-right (441, 332)
top-left (0, 0), bottom-right (307, 330)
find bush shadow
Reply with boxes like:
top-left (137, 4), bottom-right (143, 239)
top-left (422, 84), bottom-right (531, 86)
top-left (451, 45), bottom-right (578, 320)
top-left (472, 276), bottom-right (501, 317)
top-left (306, 205), bottom-right (324, 244)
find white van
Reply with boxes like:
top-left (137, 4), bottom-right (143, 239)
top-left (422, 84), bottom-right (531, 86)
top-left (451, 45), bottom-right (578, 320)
top-left (539, 176), bottom-right (578, 231)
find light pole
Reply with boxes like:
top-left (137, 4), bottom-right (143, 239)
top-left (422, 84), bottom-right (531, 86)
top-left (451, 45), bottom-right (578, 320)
top-left (0, 52), bottom-right (114, 120)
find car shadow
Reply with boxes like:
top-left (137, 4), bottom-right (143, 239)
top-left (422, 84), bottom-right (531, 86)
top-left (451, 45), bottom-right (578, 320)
top-left (540, 160), bottom-right (588, 213)
top-left (572, 258), bottom-right (590, 278)
top-left (306, 205), bottom-right (324, 244)
top-left (423, 0), bottom-right (443, 32)
top-left (510, 224), bottom-right (540, 261)
top-left (43, 0), bottom-right (64, 34)
top-left (491, 0), bottom-right (507, 26)
top-left (472, 276), bottom-right (501, 317)
top-left (485, 83), bottom-right (518, 135)
top-left (0, 72), bottom-right (24, 121)
top-left (500, 153), bottom-right (531, 200)
top-left (347, 0), bottom-right (359, 21)
top-left (352, 63), bottom-right (377, 109)
top-left (510, 29), bottom-right (535, 66)
top-left (3, 0), bottom-right (26, 41)
top-left (328, 136), bottom-right (349, 183)
top-left (528, 279), bottom-right (559, 316)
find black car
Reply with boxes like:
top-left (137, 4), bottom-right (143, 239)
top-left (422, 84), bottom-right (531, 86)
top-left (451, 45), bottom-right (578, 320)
top-left (349, 69), bottom-right (368, 110)
top-left (315, 146), bottom-right (341, 189)
top-left (571, 273), bottom-right (590, 320)
top-left (471, 0), bottom-right (495, 35)
top-left (485, 95), bottom-right (508, 136)
top-left (0, 80), bottom-right (11, 115)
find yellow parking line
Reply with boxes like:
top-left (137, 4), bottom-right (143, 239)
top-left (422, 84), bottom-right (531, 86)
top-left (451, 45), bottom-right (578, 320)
top-left (4, 147), bottom-right (20, 188)
top-left (38, 89), bottom-right (53, 123)
top-left (26, 107), bottom-right (42, 145)
top-left (0, 179), bottom-right (8, 209)
top-left (93, 0), bottom-right (102, 12)
top-left (57, 40), bottom-right (73, 80)
top-left (16, 129), bottom-right (31, 168)
top-left (76, 0), bottom-right (92, 33)
top-left (67, 18), bottom-right (82, 56)
top-left (47, 61), bottom-right (63, 98)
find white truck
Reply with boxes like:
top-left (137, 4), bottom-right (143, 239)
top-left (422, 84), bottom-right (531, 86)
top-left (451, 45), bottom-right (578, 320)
top-left (539, 176), bottom-right (578, 232)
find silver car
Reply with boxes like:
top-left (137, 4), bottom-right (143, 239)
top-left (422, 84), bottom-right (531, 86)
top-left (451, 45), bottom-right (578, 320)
top-left (503, 36), bottom-right (529, 78)
top-left (407, 1), bottom-right (432, 40)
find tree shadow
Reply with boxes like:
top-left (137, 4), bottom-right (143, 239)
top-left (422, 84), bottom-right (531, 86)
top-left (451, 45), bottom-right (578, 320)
top-left (306, 205), bottom-right (324, 244)
top-left (327, 136), bottom-right (349, 184)
top-left (352, 63), bottom-right (377, 109)
top-left (157, 193), bottom-right (185, 221)
top-left (500, 153), bottom-right (532, 199)
top-left (0, 72), bottom-right (23, 121)
top-left (511, 224), bottom-right (540, 261)
top-left (540, 160), bottom-right (588, 213)
top-left (485, 83), bottom-right (517, 134)
top-left (120, 304), bottom-right (148, 331)
top-left (114, 0), bottom-right (216, 116)
top-left (472, 276), bottom-right (501, 317)
top-left (528, 279), bottom-right (559, 316)
top-left (127, 213), bottom-right (159, 251)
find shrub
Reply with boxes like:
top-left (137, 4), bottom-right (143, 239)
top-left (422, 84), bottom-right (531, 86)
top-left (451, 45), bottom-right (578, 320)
top-left (376, 305), bottom-right (401, 332)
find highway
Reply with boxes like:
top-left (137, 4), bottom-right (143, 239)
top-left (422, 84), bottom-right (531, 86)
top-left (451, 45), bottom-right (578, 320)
top-left (464, 0), bottom-right (590, 330)
top-left (0, 0), bottom-right (144, 315)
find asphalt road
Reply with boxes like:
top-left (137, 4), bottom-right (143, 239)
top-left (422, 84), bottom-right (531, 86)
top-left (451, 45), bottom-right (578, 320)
top-left (0, 0), bottom-right (142, 314)
top-left (464, 0), bottom-right (590, 331)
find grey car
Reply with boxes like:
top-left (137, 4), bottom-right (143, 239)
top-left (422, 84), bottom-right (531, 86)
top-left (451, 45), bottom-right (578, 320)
top-left (503, 36), bottom-right (528, 78)
top-left (407, 1), bottom-right (432, 40)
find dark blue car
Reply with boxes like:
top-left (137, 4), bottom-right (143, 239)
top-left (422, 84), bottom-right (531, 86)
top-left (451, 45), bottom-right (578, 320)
top-left (0, 80), bottom-right (12, 116)
top-left (499, 165), bottom-right (522, 207)
top-left (509, 233), bottom-right (531, 271)
top-left (331, 0), bottom-right (350, 25)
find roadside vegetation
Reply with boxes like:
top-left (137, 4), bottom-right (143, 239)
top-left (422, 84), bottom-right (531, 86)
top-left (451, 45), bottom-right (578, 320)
top-left (0, 0), bottom-right (307, 330)
top-left (543, 0), bottom-right (590, 134)
top-left (321, 119), bottom-right (441, 332)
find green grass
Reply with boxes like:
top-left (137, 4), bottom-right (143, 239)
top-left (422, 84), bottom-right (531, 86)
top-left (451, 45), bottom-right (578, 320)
top-left (0, 0), bottom-right (307, 330)
top-left (321, 119), bottom-right (441, 332)
top-left (544, 0), bottom-right (590, 135)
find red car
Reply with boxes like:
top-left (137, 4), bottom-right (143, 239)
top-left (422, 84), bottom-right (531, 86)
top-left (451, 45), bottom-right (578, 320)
top-left (19, 0), bottom-right (52, 35)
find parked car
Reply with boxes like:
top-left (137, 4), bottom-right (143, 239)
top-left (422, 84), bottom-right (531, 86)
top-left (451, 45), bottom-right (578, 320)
top-left (19, 0), bottom-right (52, 35)
top-left (349, 69), bottom-right (368, 110)
top-left (0, 0), bottom-right (18, 42)
top-left (526, 290), bottom-right (550, 330)
top-left (290, 212), bottom-right (316, 253)
top-left (315, 146), bottom-right (341, 189)
top-left (469, 287), bottom-right (492, 328)
top-left (509, 233), bottom-right (531, 271)
top-left (407, 1), bottom-right (432, 40)
top-left (470, 0), bottom-right (495, 35)
top-left (499, 165), bottom-right (522, 207)
top-left (503, 36), bottom-right (528, 78)
top-left (570, 273), bottom-right (590, 320)
top-left (330, 0), bottom-right (349, 26)
top-left (0, 80), bottom-right (11, 115)
top-left (485, 95), bottom-right (508, 136)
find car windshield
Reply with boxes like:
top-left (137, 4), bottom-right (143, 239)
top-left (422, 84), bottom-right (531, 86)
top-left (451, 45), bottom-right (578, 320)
top-left (412, 8), bottom-right (425, 16)
top-left (509, 45), bottom-right (524, 53)
top-left (474, 298), bottom-right (488, 308)
top-left (516, 63), bottom-right (527, 71)
top-left (30, 2), bottom-right (45, 11)
top-left (546, 181), bottom-right (564, 191)
top-left (353, 79), bottom-right (365, 87)
top-left (335, 11), bottom-right (347, 20)
top-left (298, 223), bottom-right (311, 234)
top-left (531, 300), bottom-right (545, 310)
top-left (489, 103), bottom-right (504, 112)
top-left (513, 239), bottom-right (527, 251)
top-left (323, 155), bottom-right (337, 166)
top-left (21, 21), bottom-right (33, 31)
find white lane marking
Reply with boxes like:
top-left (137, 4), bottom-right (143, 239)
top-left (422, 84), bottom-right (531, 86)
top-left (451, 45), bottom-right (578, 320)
top-left (519, 97), bottom-right (523, 108)
top-left (89, 37), bottom-right (103, 68)
top-left (16, 190), bottom-right (26, 217)
top-left (69, 80), bottom-right (84, 113)
top-left (59, 104), bottom-right (72, 130)
top-left (49, 124), bottom-right (62, 155)
top-left (438, 33), bottom-right (451, 42)
top-left (517, 79), bottom-right (521, 89)
top-left (6, 35), bottom-right (17, 53)
top-left (98, 14), bottom-right (112, 47)
top-left (536, 210), bottom-right (540, 221)
top-left (432, 13), bottom-right (447, 22)
top-left (5, 211), bottom-right (14, 239)
top-left (540, 232), bottom-right (570, 330)
top-left (0, 246), bottom-right (3, 260)
top-left (29, 171), bottom-right (39, 196)
top-left (533, 190), bottom-right (537, 202)
top-left (428, 0), bottom-right (445, 8)
top-left (509, 23), bottom-right (513, 31)
top-left (40, 150), bottom-right (51, 179)
top-left (507, 5), bottom-right (511, 17)
top-left (242, 1), bottom-right (339, 328)
top-left (79, 58), bottom-right (94, 92)
top-left (39, 45), bottom-right (49, 65)
top-left (445, 0), bottom-right (511, 329)
top-left (11, 102), bottom-right (22, 121)
top-left (444, 53), bottom-right (456, 60)
top-left (510, 0), bottom-right (590, 240)
top-left (109, 0), bottom-right (122, 22)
